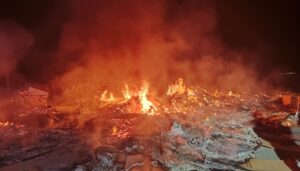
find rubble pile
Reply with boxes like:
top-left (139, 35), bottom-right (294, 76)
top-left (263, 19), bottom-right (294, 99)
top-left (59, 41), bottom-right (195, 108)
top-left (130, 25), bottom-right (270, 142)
top-left (152, 120), bottom-right (259, 170)
top-left (0, 83), bottom-right (299, 170)
top-left (0, 125), bottom-right (84, 166)
top-left (14, 87), bottom-right (49, 107)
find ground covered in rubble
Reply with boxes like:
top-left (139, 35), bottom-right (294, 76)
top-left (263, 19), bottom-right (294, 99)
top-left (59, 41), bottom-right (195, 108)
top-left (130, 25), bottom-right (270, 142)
top-left (0, 83), bottom-right (299, 171)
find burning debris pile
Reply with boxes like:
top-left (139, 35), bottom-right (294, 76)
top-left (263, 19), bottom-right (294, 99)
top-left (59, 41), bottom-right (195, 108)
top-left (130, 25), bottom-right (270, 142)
top-left (99, 82), bottom-right (157, 115)
top-left (0, 79), bottom-right (299, 171)
top-left (1, 0), bottom-right (299, 170)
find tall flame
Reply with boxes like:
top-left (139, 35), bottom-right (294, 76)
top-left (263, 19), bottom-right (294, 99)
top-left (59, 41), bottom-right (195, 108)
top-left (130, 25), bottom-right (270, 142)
top-left (167, 78), bottom-right (186, 96)
top-left (137, 82), bottom-right (157, 114)
top-left (99, 82), bottom-right (157, 114)
top-left (100, 90), bottom-right (115, 102)
top-left (122, 84), bottom-right (132, 100)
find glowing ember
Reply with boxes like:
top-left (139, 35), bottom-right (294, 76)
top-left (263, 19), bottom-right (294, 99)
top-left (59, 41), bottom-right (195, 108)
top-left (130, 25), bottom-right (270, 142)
top-left (213, 89), bottom-right (221, 97)
top-left (227, 90), bottom-right (241, 97)
top-left (0, 121), bottom-right (12, 127)
top-left (0, 121), bottom-right (24, 128)
top-left (228, 90), bottom-right (233, 96)
top-left (187, 88), bottom-right (197, 102)
top-left (112, 126), bottom-right (117, 135)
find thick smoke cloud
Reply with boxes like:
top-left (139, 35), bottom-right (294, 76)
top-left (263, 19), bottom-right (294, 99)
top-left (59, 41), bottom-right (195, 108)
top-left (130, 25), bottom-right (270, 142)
top-left (0, 22), bottom-right (33, 76)
top-left (53, 0), bottom-right (269, 93)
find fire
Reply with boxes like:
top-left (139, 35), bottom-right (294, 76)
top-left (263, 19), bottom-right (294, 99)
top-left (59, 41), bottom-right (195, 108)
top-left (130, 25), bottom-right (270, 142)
top-left (167, 78), bottom-right (186, 96)
top-left (98, 79), bottom-right (245, 115)
top-left (100, 90), bottom-right (115, 102)
top-left (99, 82), bottom-right (157, 114)
top-left (0, 121), bottom-right (12, 127)
top-left (137, 82), bottom-right (157, 114)
top-left (112, 126), bottom-right (117, 135)
top-left (227, 90), bottom-right (241, 98)
top-left (187, 88), bottom-right (197, 102)
top-left (122, 84), bottom-right (132, 100)
top-left (166, 78), bottom-right (197, 102)
top-left (0, 121), bottom-right (24, 128)
top-left (228, 90), bottom-right (233, 96)
top-left (213, 89), bottom-right (221, 97)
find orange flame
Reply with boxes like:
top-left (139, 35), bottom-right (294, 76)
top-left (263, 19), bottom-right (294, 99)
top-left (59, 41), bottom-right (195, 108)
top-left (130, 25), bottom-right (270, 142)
top-left (0, 121), bottom-right (11, 127)
top-left (122, 84), bottom-right (132, 100)
top-left (100, 90), bottom-right (115, 102)
top-left (99, 82), bottom-right (157, 114)
top-left (0, 121), bottom-right (23, 128)
top-left (167, 78), bottom-right (186, 96)
top-left (228, 90), bottom-right (233, 96)
top-left (137, 82), bottom-right (157, 114)
top-left (112, 126), bottom-right (117, 135)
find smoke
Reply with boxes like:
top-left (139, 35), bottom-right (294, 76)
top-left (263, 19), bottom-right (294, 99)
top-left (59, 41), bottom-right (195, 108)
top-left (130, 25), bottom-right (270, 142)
top-left (53, 0), bottom-right (270, 94)
top-left (0, 22), bottom-right (33, 75)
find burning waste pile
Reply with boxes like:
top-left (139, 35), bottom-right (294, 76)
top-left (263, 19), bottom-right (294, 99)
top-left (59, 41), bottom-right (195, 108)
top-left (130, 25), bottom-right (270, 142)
top-left (1, 0), bottom-right (300, 170)
top-left (0, 79), bottom-right (299, 171)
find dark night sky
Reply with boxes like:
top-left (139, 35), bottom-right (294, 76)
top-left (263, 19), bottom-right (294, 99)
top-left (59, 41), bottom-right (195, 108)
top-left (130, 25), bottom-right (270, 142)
top-left (0, 0), bottom-right (300, 89)
top-left (216, 0), bottom-right (300, 73)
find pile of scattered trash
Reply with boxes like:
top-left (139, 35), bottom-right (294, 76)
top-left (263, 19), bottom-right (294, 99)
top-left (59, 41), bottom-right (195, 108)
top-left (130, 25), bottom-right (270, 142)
top-left (0, 85), bottom-right (299, 170)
